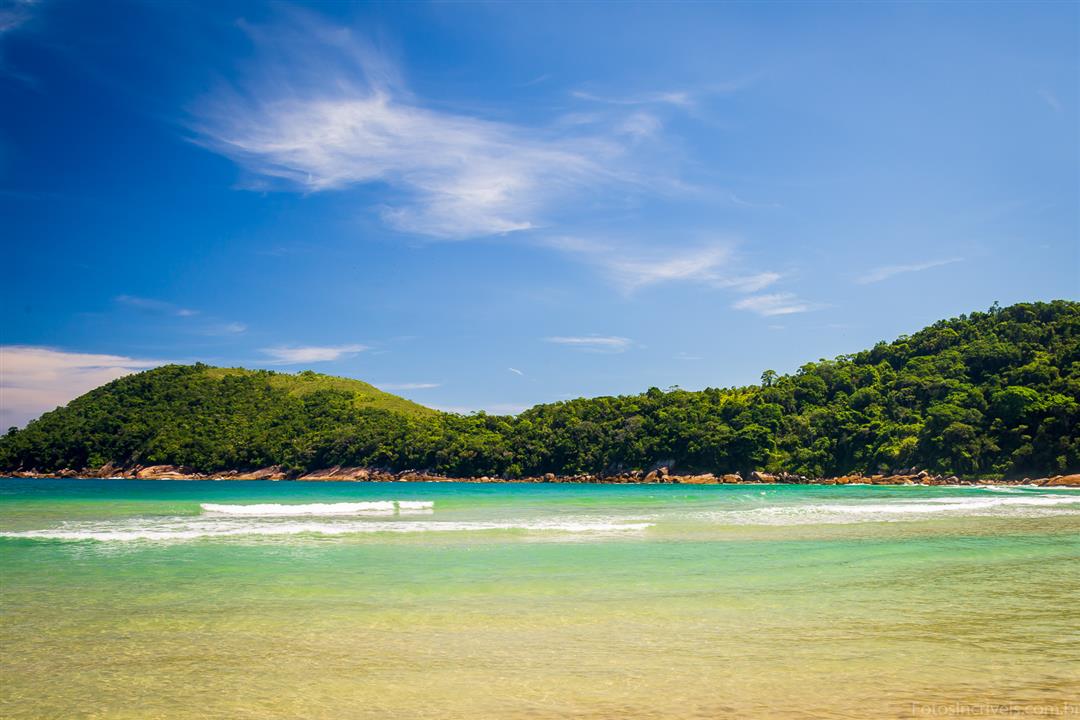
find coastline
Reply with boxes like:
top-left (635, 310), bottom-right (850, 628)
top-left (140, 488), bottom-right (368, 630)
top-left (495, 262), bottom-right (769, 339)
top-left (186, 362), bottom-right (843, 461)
top-left (6, 464), bottom-right (1079, 487)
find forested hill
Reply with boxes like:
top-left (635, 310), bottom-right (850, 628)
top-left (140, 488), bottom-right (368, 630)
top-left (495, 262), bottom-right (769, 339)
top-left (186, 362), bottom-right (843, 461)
top-left (3, 300), bottom-right (1079, 479)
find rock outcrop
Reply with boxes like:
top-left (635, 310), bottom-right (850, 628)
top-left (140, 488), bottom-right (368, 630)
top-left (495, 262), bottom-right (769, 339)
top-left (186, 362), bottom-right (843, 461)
top-left (7, 464), bottom-right (1075, 486)
top-left (1041, 474), bottom-right (1080, 487)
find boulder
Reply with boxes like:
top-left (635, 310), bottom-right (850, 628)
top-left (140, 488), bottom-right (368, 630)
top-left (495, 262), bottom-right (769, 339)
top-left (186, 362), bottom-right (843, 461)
top-left (1042, 474), bottom-right (1080, 487)
top-left (750, 471), bottom-right (776, 484)
top-left (299, 467), bottom-right (344, 481)
top-left (95, 462), bottom-right (119, 478)
top-left (678, 473), bottom-right (717, 484)
top-left (232, 465), bottom-right (289, 480)
top-left (135, 465), bottom-right (193, 479)
top-left (721, 473), bottom-right (742, 484)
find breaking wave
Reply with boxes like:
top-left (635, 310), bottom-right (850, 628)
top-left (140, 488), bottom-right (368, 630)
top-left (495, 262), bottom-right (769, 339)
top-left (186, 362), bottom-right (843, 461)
top-left (200, 501), bottom-right (433, 516)
top-left (3, 489), bottom-right (1076, 542)
top-left (720, 492), bottom-right (1080, 525)
top-left (0, 517), bottom-right (653, 542)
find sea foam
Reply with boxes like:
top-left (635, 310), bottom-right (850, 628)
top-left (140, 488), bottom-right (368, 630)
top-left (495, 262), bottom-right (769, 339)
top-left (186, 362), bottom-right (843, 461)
top-left (200, 501), bottom-right (434, 516)
top-left (0, 517), bottom-right (653, 542)
top-left (719, 492), bottom-right (1080, 525)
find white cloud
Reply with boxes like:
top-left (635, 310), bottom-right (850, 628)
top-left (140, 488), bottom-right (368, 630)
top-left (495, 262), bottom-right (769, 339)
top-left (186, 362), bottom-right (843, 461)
top-left (545, 335), bottom-right (632, 353)
top-left (116, 295), bottom-right (198, 317)
top-left (547, 236), bottom-right (781, 294)
top-left (733, 293), bottom-right (815, 316)
top-left (608, 245), bottom-right (733, 290)
top-left (0, 346), bottom-right (164, 429)
top-left (200, 322), bottom-right (248, 336)
top-left (191, 13), bottom-right (635, 240)
top-left (115, 296), bottom-right (245, 335)
top-left (376, 382), bottom-right (439, 390)
top-left (618, 112), bottom-right (663, 139)
top-left (571, 89), bottom-right (694, 108)
top-left (260, 344), bottom-right (368, 364)
top-left (508, 367), bottom-right (524, 376)
top-left (856, 258), bottom-right (963, 285)
top-left (570, 78), bottom-right (752, 109)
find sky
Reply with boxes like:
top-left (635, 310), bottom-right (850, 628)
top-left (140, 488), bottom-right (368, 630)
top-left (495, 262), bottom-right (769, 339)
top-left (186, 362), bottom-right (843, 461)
top-left (1, 0), bottom-right (1077, 428)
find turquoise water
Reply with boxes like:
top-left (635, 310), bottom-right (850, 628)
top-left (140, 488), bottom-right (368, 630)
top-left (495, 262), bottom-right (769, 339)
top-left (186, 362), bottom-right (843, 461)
top-left (2, 479), bottom-right (1078, 718)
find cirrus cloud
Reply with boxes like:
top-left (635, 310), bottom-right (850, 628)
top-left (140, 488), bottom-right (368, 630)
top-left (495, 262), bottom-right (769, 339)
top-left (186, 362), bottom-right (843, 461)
top-left (260, 344), bottom-right (368, 364)
top-left (545, 236), bottom-right (781, 295)
top-left (190, 12), bottom-right (632, 240)
top-left (733, 293), bottom-right (817, 317)
top-left (376, 382), bottom-right (440, 390)
top-left (545, 335), bottom-right (632, 353)
top-left (856, 257), bottom-right (963, 285)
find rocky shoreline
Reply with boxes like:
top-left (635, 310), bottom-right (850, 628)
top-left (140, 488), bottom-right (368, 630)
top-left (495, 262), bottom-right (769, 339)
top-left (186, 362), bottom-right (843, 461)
top-left (6, 464), bottom-right (1080, 487)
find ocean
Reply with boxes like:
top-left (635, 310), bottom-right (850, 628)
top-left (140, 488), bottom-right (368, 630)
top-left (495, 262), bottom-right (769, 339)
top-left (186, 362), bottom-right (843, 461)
top-left (1, 478), bottom-right (1078, 718)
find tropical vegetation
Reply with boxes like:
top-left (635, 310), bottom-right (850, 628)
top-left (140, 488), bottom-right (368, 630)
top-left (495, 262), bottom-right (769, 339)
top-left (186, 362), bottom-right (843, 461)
top-left (3, 301), bottom-right (1078, 479)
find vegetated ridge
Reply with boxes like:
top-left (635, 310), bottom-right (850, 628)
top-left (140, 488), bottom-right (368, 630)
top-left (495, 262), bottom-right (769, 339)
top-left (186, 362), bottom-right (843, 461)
top-left (2, 301), bottom-right (1078, 481)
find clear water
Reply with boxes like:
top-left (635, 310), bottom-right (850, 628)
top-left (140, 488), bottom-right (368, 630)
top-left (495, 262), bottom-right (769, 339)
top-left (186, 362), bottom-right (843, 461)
top-left (2, 479), bottom-right (1078, 718)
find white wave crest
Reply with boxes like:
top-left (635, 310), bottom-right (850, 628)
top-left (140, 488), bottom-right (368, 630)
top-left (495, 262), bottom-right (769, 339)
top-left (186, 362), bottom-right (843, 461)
top-left (396, 501), bottom-right (435, 510)
top-left (720, 493), bottom-right (1080, 525)
top-left (0, 517), bottom-right (652, 543)
top-left (200, 501), bottom-right (433, 516)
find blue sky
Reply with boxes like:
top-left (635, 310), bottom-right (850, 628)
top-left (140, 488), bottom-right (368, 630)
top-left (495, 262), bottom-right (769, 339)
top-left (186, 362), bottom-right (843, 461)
top-left (1, 0), bottom-right (1077, 427)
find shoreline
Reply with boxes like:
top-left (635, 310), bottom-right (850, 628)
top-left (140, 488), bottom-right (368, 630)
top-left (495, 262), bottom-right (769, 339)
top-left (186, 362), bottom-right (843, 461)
top-left (5, 465), bottom-right (1079, 487)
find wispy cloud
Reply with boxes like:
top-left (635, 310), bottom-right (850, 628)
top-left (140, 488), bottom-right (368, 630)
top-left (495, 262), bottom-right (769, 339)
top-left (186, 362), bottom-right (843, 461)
top-left (0, 0), bottom-right (36, 39)
top-left (726, 192), bottom-right (782, 210)
top-left (508, 367), bottom-right (524, 376)
top-left (115, 295), bottom-right (247, 335)
top-left (545, 335), bottom-right (632, 353)
top-left (1038, 89), bottom-right (1061, 113)
top-left (116, 295), bottom-right (198, 317)
top-left (0, 346), bottom-right (164, 429)
top-left (260, 344), bottom-right (368, 364)
top-left (376, 382), bottom-right (440, 390)
top-left (200, 322), bottom-right (248, 336)
top-left (190, 11), bottom-right (651, 240)
top-left (673, 352), bottom-right (703, 361)
top-left (618, 111), bottom-right (662, 140)
top-left (572, 89), bottom-right (695, 108)
top-left (733, 293), bottom-right (816, 317)
top-left (519, 73), bottom-right (551, 87)
top-left (571, 78), bottom-right (751, 109)
top-left (856, 257), bottom-right (963, 285)
top-left (547, 236), bottom-right (780, 294)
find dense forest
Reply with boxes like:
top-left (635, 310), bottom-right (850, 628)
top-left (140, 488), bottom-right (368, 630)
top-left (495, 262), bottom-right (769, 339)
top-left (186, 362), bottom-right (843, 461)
top-left (3, 301), bottom-right (1079, 479)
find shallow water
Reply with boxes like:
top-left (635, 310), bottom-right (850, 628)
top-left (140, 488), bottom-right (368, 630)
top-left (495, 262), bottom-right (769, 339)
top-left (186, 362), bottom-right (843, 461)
top-left (2, 479), bottom-right (1078, 718)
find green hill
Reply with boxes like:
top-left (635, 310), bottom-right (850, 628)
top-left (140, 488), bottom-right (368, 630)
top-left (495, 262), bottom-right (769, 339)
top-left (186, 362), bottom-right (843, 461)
top-left (0, 364), bottom-right (435, 472)
top-left (201, 366), bottom-right (434, 417)
top-left (3, 300), bottom-right (1079, 478)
